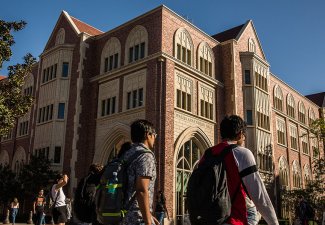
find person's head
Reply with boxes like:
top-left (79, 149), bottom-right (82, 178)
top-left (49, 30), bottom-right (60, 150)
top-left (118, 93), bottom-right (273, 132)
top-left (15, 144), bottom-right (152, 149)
top-left (38, 189), bottom-right (44, 196)
top-left (55, 173), bottom-right (65, 184)
top-left (89, 163), bottom-right (104, 174)
top-left (13, 198), bottom-right (18, 203)
top-left (298, 195), bottom-right (304, 201)
top-left (117, 141), bottom-right (132, 158)
top-left (220, 115), bottom-right (247, 145)
top-left (131, 120), bottom-right (157, 149)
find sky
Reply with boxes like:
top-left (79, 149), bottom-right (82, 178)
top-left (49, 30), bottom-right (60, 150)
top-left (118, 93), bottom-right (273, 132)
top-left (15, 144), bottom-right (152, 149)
top-left (1, 0), bottom-right (324, 96)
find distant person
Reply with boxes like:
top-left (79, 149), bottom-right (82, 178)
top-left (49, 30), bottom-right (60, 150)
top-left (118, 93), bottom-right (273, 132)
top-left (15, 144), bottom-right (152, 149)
top-left (51, 174), bottom-right (69, 225)
top-left (297, 195), bottom-right (315, 225)
top-left (155, 191), bottom-right (168, 225)
top-left (10, 197), bottom-right (19, 225)
top-left (34, 189), bottom-right (46, 225)
top-left (74, 163), bottom-right (103, 225)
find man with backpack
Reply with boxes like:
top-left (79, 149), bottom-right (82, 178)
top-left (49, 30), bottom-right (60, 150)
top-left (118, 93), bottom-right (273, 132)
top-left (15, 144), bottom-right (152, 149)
top-left (122, 119), bottom-right (158, 225)
top-left (74, 163), bottom-right (103, 225)
top-left (187, 115), bottom-right (278, 225)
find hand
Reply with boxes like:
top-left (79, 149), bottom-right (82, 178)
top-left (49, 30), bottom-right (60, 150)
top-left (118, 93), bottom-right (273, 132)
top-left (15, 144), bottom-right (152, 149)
top-left (152, 216), bottom-right (160, 225)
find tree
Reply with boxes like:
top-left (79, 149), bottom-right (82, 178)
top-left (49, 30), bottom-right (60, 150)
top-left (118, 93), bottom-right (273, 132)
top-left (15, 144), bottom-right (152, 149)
top-left (18, 155), bottom-right (57, 196)
top-left (0, 20), bottom-right (36, 136)
top-left (0, 165), bottom-right (22, 208)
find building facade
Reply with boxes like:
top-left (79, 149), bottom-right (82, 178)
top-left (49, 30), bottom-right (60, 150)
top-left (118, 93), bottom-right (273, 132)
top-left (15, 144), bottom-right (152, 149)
top-left (0, 5), bottom-right (323, 223)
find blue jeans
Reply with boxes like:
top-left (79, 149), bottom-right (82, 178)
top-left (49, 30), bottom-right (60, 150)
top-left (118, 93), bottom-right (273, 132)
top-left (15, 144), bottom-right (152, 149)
top-left (155, 212), bottom-right (165, 225)
top-left (11, 208), bottom-right (18, 224)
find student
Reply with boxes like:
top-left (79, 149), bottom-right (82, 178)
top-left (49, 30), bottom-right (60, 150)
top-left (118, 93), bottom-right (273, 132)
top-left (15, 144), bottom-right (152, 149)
top-left (200, 115), bottom-right (278, 225)
top-left (51, 174), bottom-right (69, 225)
top-left (10, 197), bottom-right (19, 225)
top-left (122, 120), bottom-right (159, 225)
top-left (34, 189), bottom-right (46, 225)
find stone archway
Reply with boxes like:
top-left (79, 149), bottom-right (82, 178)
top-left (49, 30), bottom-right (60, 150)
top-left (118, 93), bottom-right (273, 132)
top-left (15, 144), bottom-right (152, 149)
top-left (173, 126), bottom-right (212, 225)
top-left (11, 146), bottom-right (26, 174)
top-left (93, 123), bottom-right (130, 164)
top-left (0, 150), bottom-right (10, 166)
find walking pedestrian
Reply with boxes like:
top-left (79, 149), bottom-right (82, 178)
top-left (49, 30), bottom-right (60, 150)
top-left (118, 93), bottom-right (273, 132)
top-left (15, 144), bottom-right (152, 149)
top-left (51, 173), bottom-right (69, 225)
top-left (10, 197), bottom-right (19, 225)
top-left (34, 189), bottom-right (46, 225)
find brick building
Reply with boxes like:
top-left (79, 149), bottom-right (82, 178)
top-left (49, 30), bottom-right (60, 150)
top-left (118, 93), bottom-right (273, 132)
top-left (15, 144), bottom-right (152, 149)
top-left (0, 5), bottom-right (323, 223)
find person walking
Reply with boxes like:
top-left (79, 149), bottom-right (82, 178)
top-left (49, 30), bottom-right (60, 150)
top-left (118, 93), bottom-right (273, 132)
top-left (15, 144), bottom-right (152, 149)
top-left (34, 189), bottom-right (46, 225)
top-left (197, 115), bottom-right (278, 225)
top-left (122, 119), bottom-right (159, 225)
top-left (10, 197), bottom-right (19, 225)
top-left (51, 174), bottom-right (69, 225)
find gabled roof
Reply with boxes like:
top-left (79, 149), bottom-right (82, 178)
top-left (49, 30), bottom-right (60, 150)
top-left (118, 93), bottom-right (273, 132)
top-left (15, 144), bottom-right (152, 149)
top-left (70, 16), bottom-right (103, 36)
top-left (306, 92), bottom-right (325, 107)
top-left (212, 24), bottom-right (245, 42)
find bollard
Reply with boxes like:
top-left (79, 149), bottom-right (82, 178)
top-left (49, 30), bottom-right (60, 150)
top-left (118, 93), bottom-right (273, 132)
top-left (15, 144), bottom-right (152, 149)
top-left (3, 209), bottom-right (10, 224)
top-left (27, 210), bottom-right (33, 224)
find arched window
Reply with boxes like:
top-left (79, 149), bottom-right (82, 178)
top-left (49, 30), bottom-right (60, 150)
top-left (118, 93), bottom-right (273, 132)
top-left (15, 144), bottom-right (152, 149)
top-left (279, 156), bottom-right (289, 188)
top-left (287, 94), bottom-right (295, 118)
top-left (248, 38), bottom-right (256, 53)
top-left (292, 160), bottom-right (302, 189)
top-left (0, 150), bottom-right (9, 166)
top-left (308, 108), bottom-right (316, 126)
top-left (55, 28), bottom-right (65, 45)
top-left (174, 28), bottom-right (193, 66)
top-left (303, 164), bottom-right (311, 187)
top-left (274, 85), bottom-right (283, 111)
top-left (101, 37), bottom-right (121, 74)
top-left (298, 101), bottom-right (306, 124)
top-left (176, 139), bottom-right (203, 224)
top-left (125, 25), bottom-right (148, 64)
top-left (197, 42), bottom-right (214, 77)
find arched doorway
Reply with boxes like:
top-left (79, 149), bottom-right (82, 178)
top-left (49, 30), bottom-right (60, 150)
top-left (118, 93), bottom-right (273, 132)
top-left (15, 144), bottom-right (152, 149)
top-left (176, 139), bottom-right (202, 225)
top-left (106, 137), bottom-right (129, 163)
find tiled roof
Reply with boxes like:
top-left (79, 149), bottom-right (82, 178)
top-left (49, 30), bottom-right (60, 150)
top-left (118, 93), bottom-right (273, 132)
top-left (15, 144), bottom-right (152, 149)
top-left (212, 24), bottom-right (245, 42)
top-left (306, 92), bottom-right (325, 107)
top-left (70, 16), bottom-right (103, 36)
top-left (0, 75), bottom-right (6, 80)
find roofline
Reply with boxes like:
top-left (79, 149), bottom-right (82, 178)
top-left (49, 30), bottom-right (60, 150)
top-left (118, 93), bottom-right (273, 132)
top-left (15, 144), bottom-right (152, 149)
top-left (270, 72), bottom-right (320, 109)
top-left (69, 14), bottom-right (104, 34)
top-left (63, 11), bottom-right (81, 34)
top-left (93, 5), bottom-right (219, 44)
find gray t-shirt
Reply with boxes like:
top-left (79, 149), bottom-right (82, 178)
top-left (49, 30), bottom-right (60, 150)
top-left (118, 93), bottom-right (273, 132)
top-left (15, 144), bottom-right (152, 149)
top-left (122, 143), bottom-right (156, 225)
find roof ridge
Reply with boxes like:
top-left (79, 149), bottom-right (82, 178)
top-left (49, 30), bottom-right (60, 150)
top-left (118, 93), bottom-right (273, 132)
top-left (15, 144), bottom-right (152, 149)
top-left (70, 15), bottom-right (104, 33)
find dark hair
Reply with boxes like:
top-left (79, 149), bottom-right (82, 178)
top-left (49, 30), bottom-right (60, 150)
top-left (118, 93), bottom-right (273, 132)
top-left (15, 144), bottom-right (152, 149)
top-left (131, 120), bottom-right (155, 143)
top-left (117, 141), bottom-right (132, 158)
top-left (220, 115), bottom-right (246, 140)
top-left (89, 163), bottom-right (104, 174)
top-left (55, 173), bottom-right (64, 183)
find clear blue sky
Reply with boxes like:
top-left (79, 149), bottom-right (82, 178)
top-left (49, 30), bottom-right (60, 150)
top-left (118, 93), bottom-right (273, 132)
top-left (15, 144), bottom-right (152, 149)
top-left (1, 0), bottom-right (324, 95)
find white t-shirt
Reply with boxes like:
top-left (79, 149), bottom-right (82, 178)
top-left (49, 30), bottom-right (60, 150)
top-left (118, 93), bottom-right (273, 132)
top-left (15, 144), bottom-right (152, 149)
top-left (51, 184), bottom-right (66, 207)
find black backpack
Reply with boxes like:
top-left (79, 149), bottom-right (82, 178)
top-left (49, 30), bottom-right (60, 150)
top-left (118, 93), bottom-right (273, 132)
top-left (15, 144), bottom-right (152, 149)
top-left (95, 150), bottom-right (152, 225)
top-left (187, 144), bottom-right (237, 225)
top-left (74, 173), bottom-right (100, 223)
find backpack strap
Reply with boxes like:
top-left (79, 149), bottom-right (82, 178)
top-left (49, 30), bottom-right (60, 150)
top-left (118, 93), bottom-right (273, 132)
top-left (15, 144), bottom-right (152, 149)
top-left (203, 144), bottom-right (238, 167)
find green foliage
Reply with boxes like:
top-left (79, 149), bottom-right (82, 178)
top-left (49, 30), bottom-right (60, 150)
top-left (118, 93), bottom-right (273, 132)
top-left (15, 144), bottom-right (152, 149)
top-left (0, 20), bottom-right (36, 136)
top-left (18, 155), bottom-right (57, 196)
top-left (310, 118), bottom-right (325, 141)
top-left (0, 164), bottom-right (22, 205)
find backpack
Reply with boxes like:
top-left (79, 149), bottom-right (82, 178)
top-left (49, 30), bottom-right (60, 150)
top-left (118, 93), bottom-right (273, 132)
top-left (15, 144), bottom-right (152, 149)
top-left (187, 144), bottom-right (237, 225)
top-left (95, 150), bottom-right (152, 225)
top-left (74, 173), bottom-right (99, 222)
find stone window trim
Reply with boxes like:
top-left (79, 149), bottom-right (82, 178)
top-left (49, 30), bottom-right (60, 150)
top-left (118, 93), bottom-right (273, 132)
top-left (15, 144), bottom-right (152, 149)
top-left (287, 94), bottom-right (296, 118)
top-left (55, 28), bottom-right (65, 46)
top-left (308, 108), bottom-right (316, 126)
top-left (101, 37), bottom-right (121, 74)
top-left (124, 25), bottom-right (148, 65)
top-left (292, 160), bottom-right (302, 189)
top-left (123, 71), bottom-right (146, 111)
top-left (300, 129), bottom-right (309, 155)
top-left (198, 84), bottom-right (214, 121)
top-left (276, 117), bottom-right (286, 146)
top-left (197, 42), bottom-right (214, 77)
top-left (175, 73), bottom-right (193, 113)
top-left (279, 156), bottom-right (289, 188)
top-left (174, 27), bottom-right (194, 67)
top-left (248, 38), bottom-right (256, 53)
top-left (289, 124), bottom-right (298, 150)
top-left (298, 101), bottom-right (306, 124)
top-left (273, 85), bottom-right (283, 112)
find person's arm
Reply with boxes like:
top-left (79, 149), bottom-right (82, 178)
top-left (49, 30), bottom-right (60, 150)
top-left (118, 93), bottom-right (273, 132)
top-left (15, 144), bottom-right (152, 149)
top-left (33, 199), bottom-right (36, 213)
top-left (242, 172), bottom-right (278, 225)
top-left (54, 174), bottom-right (69, 191)
top-left (135, 176), bottom-right (152, 225)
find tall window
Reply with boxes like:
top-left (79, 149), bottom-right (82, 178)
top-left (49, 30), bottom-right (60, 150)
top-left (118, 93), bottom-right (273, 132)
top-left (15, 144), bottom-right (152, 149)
top-left (176, 75), bottom-right (192, 112)
top-left (312, 138), bottom-right (319, 158)
top-left (301, 129), bottom-right (309, 155)
top-left (58, 103), bottom-right (65, 119)
top-left (24, 86), bottom-right (33, 96)
top-left (246, 110), bottom-right (253, 125)
top-left (298, 101), bottom-right (306, 124)
top-left (255, 71), bottom-right (268, 91)
top-left (258, 143), bottom-right (273, 172)
top-left (62, 62), bottom-right (69, 77)
top-left (42, 64), bottom-right (57, 83)
top-left (18, 121), bottom-right (29, 136)
top-left (292, 161), bottom-right (302, 189)
top-left (176, 139), bottom-right (202, 224)
top-left (274, 85), bottom-right (283, 111)
top-left (303, 165), bottom-right (311, 187)
top-left (38, 104), bottom-right (53, 123)
top-left (308, 109), bottom-right (316, 126)
top-left (287, 94), bottom-right (295, 118)
top-left (244, 70), bottom-right (251, 84)
top-left (198, 42), bottom-right (214, 77)
top-left (34, 147), bottom-right (49, 160)
top-left (279, 157), bottom-right (289, 188)
top-left (54, 146), bottom-right (61, 164)
top-left (174, 28), bottom-right (193, 66)
top-left (289, 124), bottom-right (298, 150)
top-left (101, 96), bottom-right (117, 116)
top-left (199, 86), bottom-right (214, 120)
top-left (126, 88), bottom-right (143, 110)
top-left (125, 26), bottom-right (148, 64)
top-left (276, 118), bottom-right (286, 146)
top-left (101, 37), bottom-right (121, 73)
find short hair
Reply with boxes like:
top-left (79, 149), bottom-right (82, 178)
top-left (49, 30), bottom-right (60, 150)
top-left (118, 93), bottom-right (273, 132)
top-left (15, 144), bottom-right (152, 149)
top-left (55, 173), bottom-right (64, 183)
top-left (117, 141), bottom-right (132, 158)
top-left (131, 120), bottom-right (155, 143)
top-left (89, 163), bottom-right (104, 174)
top-left (220, 115), bottom-right (247, 140)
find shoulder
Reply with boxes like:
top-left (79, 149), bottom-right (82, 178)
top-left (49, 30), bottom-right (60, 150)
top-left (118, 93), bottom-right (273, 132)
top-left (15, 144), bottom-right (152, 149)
top-left (232, 146), bottom-right (256, 170)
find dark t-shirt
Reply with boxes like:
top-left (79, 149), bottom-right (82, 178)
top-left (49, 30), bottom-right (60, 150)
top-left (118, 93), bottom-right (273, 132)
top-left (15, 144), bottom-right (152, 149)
top-left (34, 196), bottom-right (46, 212)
